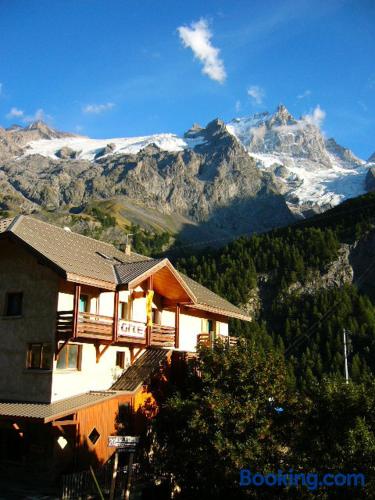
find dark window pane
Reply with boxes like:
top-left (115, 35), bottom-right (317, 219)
top-left (68, 345), bottom-right (78, 368)
top-left (88, 428), bottom-right (100, 445)
top-left (6, 293), bottom-right (23, 316)
top-left (57, 344), bottom-right (80, 370)
top-left (116, 351), bottom-right (125, 368)
top-left (30, 344), bottom-right (42, 369)
top-left (79, 295), bottom-right (89, 313)
top-left (56, 347), bottom-right (66, 369)
top-left (41, 344), bottom-right (52, 370)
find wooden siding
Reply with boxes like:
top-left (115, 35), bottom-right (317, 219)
top-left (76, 394), bottom-right (133, 465)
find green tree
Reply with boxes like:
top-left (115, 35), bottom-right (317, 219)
top-left (143, 340), bottom-right (289, 498)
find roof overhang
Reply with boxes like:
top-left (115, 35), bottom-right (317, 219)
top-left (120, 259), bottom-right (197, 304)
top-left (183, 303), bottom-right (252, 322)
top-left (0, 391), bottom-right (126, 423)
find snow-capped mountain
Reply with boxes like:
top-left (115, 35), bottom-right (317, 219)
top-left (13, 105), bottom-right (371, 215)
top-left (0, 106), bottom-right (373, 242)
top-left (226, 105), bottom-right (368, 212)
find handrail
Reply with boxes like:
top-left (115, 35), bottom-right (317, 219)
top-left (197, 332), bottom-right (238, 349)
top-left (78, 311), bottom-right (114, 322)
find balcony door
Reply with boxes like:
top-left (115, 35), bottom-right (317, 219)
top-left (79, 295), bottom-right (89, 313)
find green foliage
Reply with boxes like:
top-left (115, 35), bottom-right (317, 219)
top-left (142, 347), bottom-right (375, 498)
top-left (87, 206), bottom-right (117, 228)
top-left (82, 206), bottom-right (172, 256)
top-left (173, 194), bottom-right (375, 388)
top-left (288, 378), bottom-right (375, 498)
top-left (144, 340), bottom-right (289, 498)
top-left (129, 223), bottom-right (171, 256)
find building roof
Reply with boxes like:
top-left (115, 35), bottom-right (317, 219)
top-left (181, 273), bottom-right (250, 321)
top-left (0, 215), bottom-right (147, 289)
top-left (0, 391), bottom-right (123, 423)
top-left (111, 348), bottom-right (170, 392)
top-left (114, 258), bottom-right (165, 285)
top-left (0, 215), bottom-right (251, 321)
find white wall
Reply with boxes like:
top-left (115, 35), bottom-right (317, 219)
top-left (51, 344), bottom-right (133, 401)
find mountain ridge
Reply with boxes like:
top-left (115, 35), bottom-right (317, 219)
top-left (0, 105), bottom-right (373, 245)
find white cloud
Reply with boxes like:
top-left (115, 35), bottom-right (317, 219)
top-left (6, 107), bottom-right (24, 119)
top-left (247, 85), bottom-right (265, 105)
top-left (177, 19), bottom-right (226, 83)
top-left (6, 107), bottom-right (51, 124)
top-left (83, 102), bottom-right (115, 114)
top-left (23, 108), bottom-right (48, 123)
top-left (302, 105), bottom-right (326, 128)
top-left (297, 89), bottom-right (311, 99)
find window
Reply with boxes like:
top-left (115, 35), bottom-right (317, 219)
top-left (88, 428), bottom-right (100, 445)
top-left (56, 343), bottom-right (82, 370)
top-left (27, 343), bottom-right (52, 370)
top-left (5, 292), bottom-right (23, 316)
top-left (79, 295), bottom-right (89, 313)
top-left (119, 299), bottom-right (132, 321)
top-left (152, 308), bottom-right (161, 324)
top-left (116, 351), bottom-right (125, 369)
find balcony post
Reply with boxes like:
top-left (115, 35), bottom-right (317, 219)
top-left (113, 290), bottom-right (119, 342)
top-left (72, 284), bottom-right (81, 339)
top-left (175, 304), bottom-right (180, 349)
top-left (146, 276), bottom-right (153, 347)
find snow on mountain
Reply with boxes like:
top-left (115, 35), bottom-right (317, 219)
top-left (23, 133), bottom-right (188, 160)
top-left (17, 108), bottom-right (372, 214)
top-left (226, 105), bottom-right (369, 211)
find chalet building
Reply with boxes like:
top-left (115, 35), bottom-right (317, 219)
top-left (0, 216), bottom-right (250, 479)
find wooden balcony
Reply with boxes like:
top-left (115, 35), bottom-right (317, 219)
top-left (197, 332), bottom-right (238, 349)
top-left (56, 311), bottom-right (176, 348)
top-left (150, 324), bottom-right (176, 347)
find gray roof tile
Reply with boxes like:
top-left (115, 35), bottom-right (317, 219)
top-left (111, 348), bottom-right (170, 391)
top-left (0, 216), bottom-right (251, 320)
top-left (0, 391), bottom-right (123, 422)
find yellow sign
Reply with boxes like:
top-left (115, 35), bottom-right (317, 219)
top-left (146, 290), bottom-right (154, 326)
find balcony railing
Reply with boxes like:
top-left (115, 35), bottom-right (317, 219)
top-left (56, 311), bottom-right (176, 347)
top-left (197, 332), bottom-right (238, 349)
top-left (151, 324), bottom-right (176, 347)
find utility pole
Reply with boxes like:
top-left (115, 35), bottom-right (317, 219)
top-left (343, 328), bottom-right (349, 384)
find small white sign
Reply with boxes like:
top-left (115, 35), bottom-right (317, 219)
top-left (118, 320), bottom-right (146, 338)
top-left (108, 435), bottom-right (140, 448)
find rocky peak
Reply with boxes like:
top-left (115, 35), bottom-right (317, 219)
top-left (184, 123), bottom-right (204, 139)
top-left (368, 152), bottom-right (375, 164)
top-left (24, 120), bottom-right (61, 138)
top-left (267, 104), bottom-right (297, 128)
top-left (325, 138), bottom-right (363, 167)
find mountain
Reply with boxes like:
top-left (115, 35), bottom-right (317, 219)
top-left (0, 106), bottom-right (373, 245)
top-left (174, 192), bottom-right (375, 388)
top-left (226, 104), bottom-right (368, 214)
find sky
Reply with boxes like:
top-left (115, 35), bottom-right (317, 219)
top-left (0, 0), bottom-right (374, 159)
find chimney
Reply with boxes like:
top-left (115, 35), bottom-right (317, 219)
top-left (122, 233), bottom-right (133, 256)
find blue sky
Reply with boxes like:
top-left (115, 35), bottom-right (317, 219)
top-left (0, 0), bottom-right (374, 158)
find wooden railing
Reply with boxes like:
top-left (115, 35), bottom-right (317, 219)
top-left (197, 332), bottom-right (238, 349)
top-left (151, 324), bottom-right (176, 347)
top-left (56, 310), bottom-right (74, 337)
top-left (77, 312), bottom-right (113, 339)
top-left (56, 310), bottom-right (175, 347)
